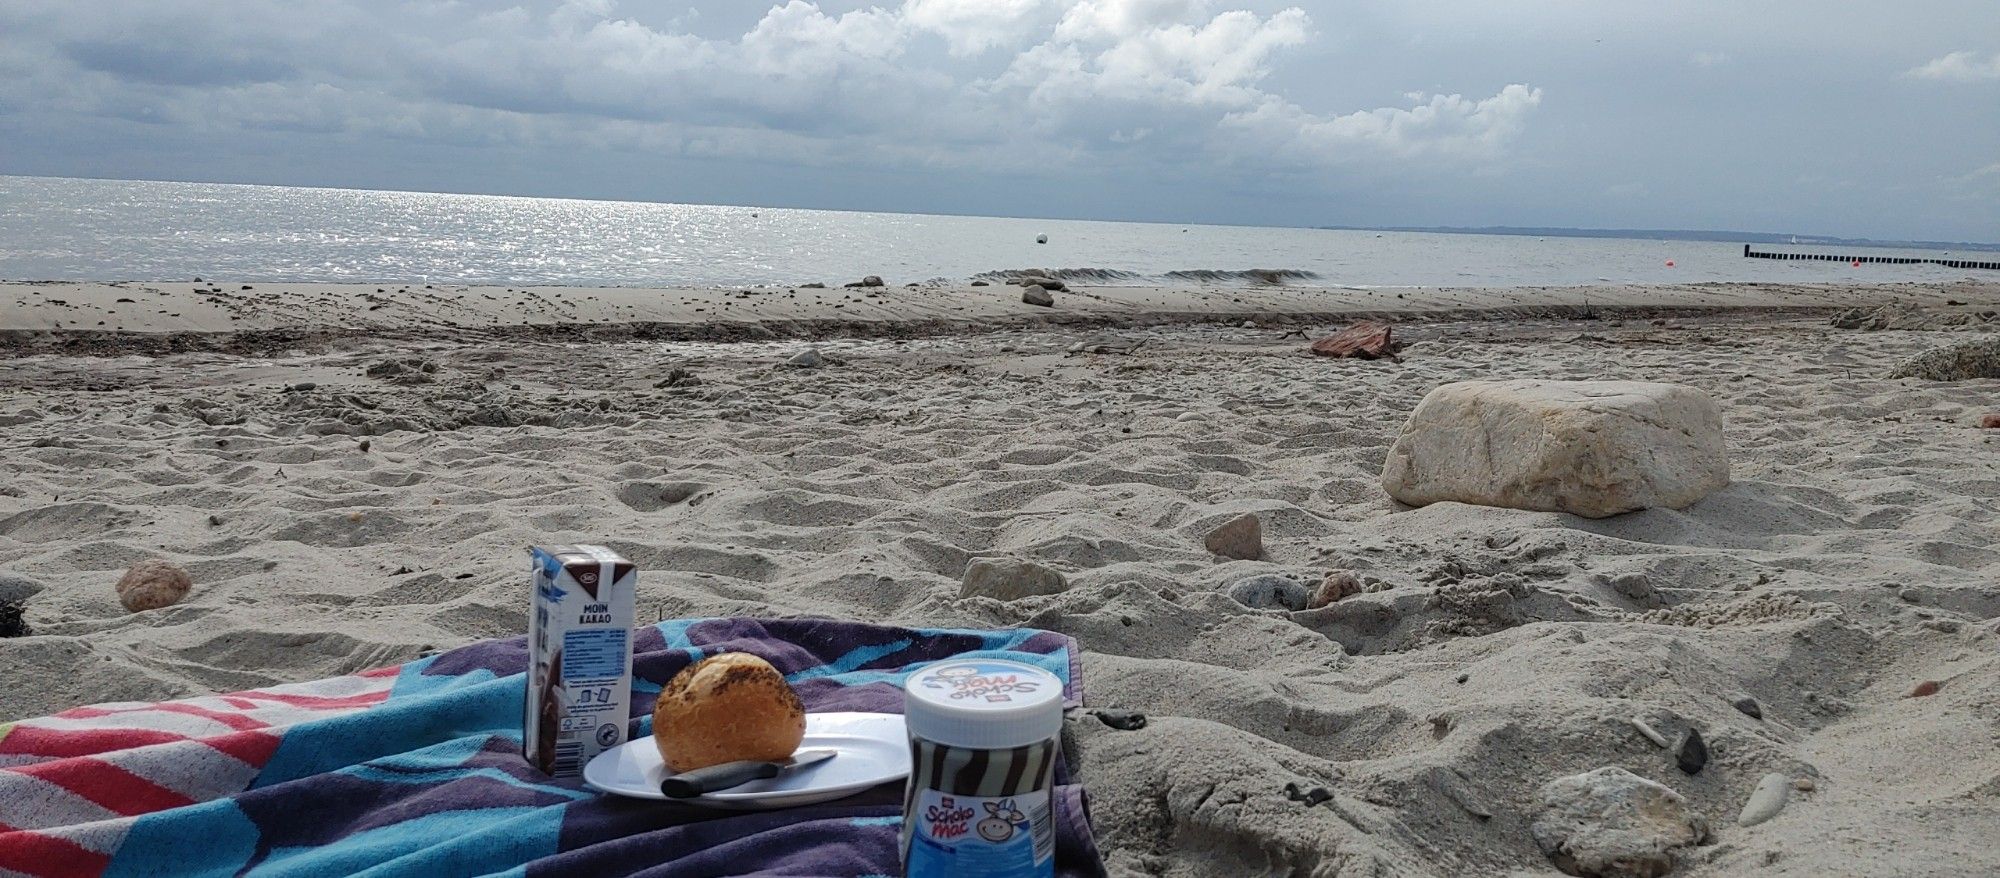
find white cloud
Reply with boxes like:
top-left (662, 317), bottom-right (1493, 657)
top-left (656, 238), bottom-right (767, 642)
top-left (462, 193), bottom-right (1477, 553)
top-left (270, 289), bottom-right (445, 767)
top-left (0, 0), bottom-right (1544, 180)
top-left (902, 0), bottom-right (1057, 56)
top-left (1906, 50), bottom-right (2000, 81)
top-left (1220, 85), bottom-right (1544, 164)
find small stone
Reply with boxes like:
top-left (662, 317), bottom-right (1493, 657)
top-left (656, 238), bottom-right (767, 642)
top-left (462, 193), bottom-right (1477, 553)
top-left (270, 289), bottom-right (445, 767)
top-left (1732, 696), bottom-right (1763, 719)
top-left (1204, 513), bottom-right (1263, 561)
top-left (1226, 575), bottom-right (1311, 612)
top-left (1737, 772), bottom-right (1791, 827)
top-left (1308, 571), bottom-right (1362, 608)
top-left (1609, 573), bottom-right (1653, 601)
top-left (1981, 413), bottom-right (2000, 429)
top-left (1090, 709), bottom-right (1147, 731)
top-left (960, 557), bottom-right (1069, 601)
top-left (786, 348), bottom-right (825, 368)
top-left (1021, 285), bottom-right (1054, 307)
top-left (116, 559), bottom-right (193, 612)
top-left (1792, 777), bottom-right (1815, 792)
top-left (1532, 767), bottom-right (1708, 878)
top-left (799, 282), bottom-right (826, 288)
top-left (1676, 728), bottom-right (1708, 775)
top-left (1283, 782), bottom-right (1332, 807)
top-left (1241, 321), bottom-right (1257, 329)
top-left (287, 382), bottom-right (317, 392)
top-left (970, 280), bottom-right (989, 286)
top-left (1909, 680), bottom-right (1942, 698)
top-left (860, 275), bottom-right (884, 287)
top-left (0, 600), bottom-right (28, 638)
top-left (347, 511), bottom-right (364, 522)
top-left (207, 515), bottom-right (223, 527)
top-left (0, 572), bottom-right (44, 604)
top-left (358, 439), bottom-right (371, 452)
top-left (1899, 588), bottom-right (1921, 603)
top-left (1427, 767), bottom-right (1493, 820)
top-left (1015, 276), bottom-right (1066, 291)
top-left (1629, 717), bottom-right (1670, 749)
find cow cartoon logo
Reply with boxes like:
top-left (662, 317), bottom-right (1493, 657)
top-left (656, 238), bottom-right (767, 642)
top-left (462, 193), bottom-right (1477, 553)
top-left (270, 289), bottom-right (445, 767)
top-left (977, 799), bottom-right (1026, 843)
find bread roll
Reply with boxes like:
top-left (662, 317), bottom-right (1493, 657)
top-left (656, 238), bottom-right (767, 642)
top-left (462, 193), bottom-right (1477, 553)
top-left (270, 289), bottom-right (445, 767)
top-left (652, 652), bottom-right (806, 772)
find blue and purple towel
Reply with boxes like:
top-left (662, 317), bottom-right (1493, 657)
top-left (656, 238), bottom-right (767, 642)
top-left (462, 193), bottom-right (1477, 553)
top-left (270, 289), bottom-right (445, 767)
top-left (0, 618), bottom-right (1106, 877)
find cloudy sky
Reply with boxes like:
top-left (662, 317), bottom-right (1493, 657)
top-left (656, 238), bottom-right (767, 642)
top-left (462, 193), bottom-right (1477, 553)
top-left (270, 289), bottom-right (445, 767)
top-left (1, 0), bottom-right (1996, 240)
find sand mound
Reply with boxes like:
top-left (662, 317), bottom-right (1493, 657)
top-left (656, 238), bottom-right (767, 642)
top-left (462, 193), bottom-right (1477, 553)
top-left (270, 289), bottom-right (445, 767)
top-left (4, 312), bottom-right (1998, 874)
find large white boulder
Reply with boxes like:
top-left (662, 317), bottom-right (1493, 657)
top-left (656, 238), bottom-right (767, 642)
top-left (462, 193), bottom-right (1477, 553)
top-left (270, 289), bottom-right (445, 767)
top-left (1381, 380), bottom-right (1729, 519)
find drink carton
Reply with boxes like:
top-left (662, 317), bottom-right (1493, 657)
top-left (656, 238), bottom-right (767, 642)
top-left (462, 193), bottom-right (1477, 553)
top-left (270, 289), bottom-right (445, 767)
top-left (525, 545), bottom-right (637, 776)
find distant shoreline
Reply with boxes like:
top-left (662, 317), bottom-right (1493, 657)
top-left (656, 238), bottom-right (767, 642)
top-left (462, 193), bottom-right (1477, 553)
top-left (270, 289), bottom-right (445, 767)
top-left (1315, 224), bottom-right (2000, 252)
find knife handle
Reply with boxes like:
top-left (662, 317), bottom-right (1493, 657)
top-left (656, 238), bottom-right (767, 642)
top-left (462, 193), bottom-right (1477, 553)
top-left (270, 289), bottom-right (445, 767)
top-left (661, 760), bottom-right (780, 798)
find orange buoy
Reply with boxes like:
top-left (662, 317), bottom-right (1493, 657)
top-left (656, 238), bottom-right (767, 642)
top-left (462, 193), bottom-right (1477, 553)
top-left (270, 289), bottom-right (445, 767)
top-left (1851, 259), bottom-right (1861, 267)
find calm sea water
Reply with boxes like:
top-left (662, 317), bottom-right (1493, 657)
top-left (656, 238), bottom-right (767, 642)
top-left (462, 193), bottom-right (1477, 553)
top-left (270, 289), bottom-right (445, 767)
top-left (0, 175), bottom-right (1986, 289)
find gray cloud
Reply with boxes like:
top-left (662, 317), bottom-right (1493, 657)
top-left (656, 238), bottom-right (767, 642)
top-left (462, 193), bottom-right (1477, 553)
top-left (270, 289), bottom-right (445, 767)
top-left (0, 0), bottom-right (1994, 240)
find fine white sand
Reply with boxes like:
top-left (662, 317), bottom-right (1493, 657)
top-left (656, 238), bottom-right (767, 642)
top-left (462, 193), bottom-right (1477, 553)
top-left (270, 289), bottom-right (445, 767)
top-left (3, 279), bottom-right (1999, 875)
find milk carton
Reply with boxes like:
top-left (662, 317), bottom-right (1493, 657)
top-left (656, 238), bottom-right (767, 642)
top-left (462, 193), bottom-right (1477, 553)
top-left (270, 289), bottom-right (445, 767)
top-left (525, 545), bottom-right (637, 777)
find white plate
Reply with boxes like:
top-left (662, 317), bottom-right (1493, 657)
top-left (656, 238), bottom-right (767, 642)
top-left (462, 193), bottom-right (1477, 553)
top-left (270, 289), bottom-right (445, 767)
top-left (583, 712), bottom-right (910, 809)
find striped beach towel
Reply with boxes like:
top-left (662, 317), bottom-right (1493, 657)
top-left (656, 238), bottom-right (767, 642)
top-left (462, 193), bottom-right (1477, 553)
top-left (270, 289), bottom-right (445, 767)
top-left (0, 618), bottom-right (1106, 877)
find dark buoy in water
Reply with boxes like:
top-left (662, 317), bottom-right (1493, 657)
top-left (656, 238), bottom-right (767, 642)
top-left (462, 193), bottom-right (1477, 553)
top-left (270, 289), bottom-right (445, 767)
top-left (1036, 234), bottom-right (1048, 244)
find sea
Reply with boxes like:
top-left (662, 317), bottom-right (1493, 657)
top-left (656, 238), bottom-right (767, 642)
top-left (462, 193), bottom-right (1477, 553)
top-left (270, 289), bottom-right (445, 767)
top-left (0, 175), bottom-right (1989, 289)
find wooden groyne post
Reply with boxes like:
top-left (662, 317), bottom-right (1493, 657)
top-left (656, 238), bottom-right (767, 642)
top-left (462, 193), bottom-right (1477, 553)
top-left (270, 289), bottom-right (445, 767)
top-left (1743, 244), bottom-right (2000, 271)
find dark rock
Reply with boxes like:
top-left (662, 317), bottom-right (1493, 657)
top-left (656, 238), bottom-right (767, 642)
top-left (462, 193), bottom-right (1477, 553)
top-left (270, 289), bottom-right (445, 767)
top-left (655, 368), bottom-right (701, 388)
top-left (1022, 285), bottom-right (1054, 307)
top-left (1732, 696), bottom-right (1762, 720)
top-left (1283, 782), bottom-right (1332, 807)
top-left (1015, 276), bottom-right (1066, 291)
top-left (1981, 413), bottom-right (2000, 429)
top-left (970, 280), bottom-right (989, 286)
top-left (800, 282), bottom-right (826, 288)
top-left (286, 382), bottom-right (317, 392)
top-left (0, 601), bottom-right (28, 637)
top-left (1090, 709), bottom-right (1147, 731)
top-left (1910, 680), bottom-right (1942, 698)
top-left (358, 439), bottom-right (371, 453)
top-left (1676, 728), bottom-right (1708, 775)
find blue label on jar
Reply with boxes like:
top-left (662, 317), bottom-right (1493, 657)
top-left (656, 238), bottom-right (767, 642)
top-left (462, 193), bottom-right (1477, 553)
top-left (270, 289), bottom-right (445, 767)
top-left (905, 789), bottom-right (1052, 878)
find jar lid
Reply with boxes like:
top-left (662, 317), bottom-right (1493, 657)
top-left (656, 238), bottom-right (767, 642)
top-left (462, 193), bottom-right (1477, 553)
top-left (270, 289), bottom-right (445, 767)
top-left (903, 659), bottom-right (1064, 750)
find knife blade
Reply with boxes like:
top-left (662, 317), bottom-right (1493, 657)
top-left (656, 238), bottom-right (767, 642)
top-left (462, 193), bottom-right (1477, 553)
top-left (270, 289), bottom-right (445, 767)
top-left (660, 748), bottom-right (838, 798)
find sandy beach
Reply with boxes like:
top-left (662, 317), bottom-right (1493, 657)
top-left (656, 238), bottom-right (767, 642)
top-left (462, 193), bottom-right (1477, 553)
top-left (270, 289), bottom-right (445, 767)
top-left (4, 278), bottom-right (1999, 876)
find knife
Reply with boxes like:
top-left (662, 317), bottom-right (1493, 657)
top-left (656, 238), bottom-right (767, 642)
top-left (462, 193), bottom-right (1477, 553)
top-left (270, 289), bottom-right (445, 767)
top-left (660, 749), bottom-right (838, 798)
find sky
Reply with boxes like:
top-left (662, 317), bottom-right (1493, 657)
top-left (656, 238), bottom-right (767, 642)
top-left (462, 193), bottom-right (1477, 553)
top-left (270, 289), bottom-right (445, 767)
top-left (0, 0), bottom-right (1996, 241)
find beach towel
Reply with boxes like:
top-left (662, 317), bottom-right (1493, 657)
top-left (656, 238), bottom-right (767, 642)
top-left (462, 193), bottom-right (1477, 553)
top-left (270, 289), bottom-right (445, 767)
top-left (0, 618), bottom-right (1107, 877)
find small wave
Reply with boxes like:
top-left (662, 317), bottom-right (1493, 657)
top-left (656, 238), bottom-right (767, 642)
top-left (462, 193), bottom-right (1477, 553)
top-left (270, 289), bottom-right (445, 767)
top-left (972, 267), bottom-right (1146, 283)
top-left (1162, 268), bottom-right (1319, 285)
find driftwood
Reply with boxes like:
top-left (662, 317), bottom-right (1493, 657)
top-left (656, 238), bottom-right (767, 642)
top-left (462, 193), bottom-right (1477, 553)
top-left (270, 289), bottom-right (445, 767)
top-left (1309, 321), bottom-right (1396, 360)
